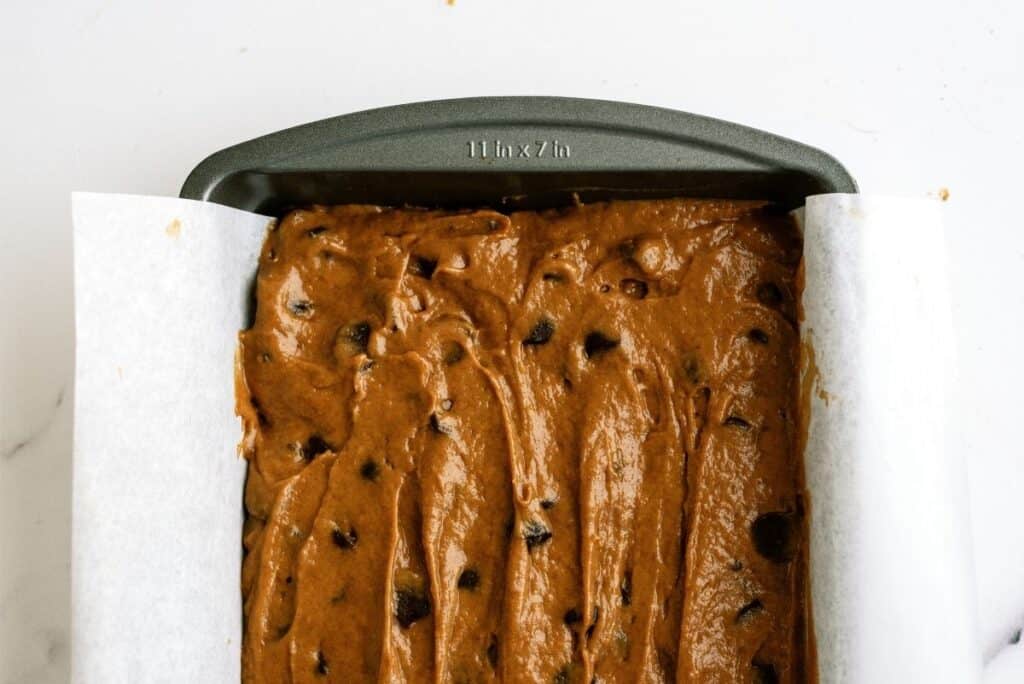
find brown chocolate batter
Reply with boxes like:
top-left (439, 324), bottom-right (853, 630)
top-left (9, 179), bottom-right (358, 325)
top-left (237, 199), bottom-right (809, 683)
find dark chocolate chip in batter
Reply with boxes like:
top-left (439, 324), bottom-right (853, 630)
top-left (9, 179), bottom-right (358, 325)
top-left (748, 328), bottom-right (770, 344)
top-left (442, 341), bottom-right (465, 365)
top-left (620, 570), bottom-right (633, 606)
top-left (523, 520), bottom-right (552, 551)
top-left (429, 413), bottom-right (452, 435)
top-left (304, 435), bottom-right (332, 460)
top-left (307, 226), bottom-right (327, 238)
top-left (342, 322), bottom-right (371, 353)
top-left (409, 255), bottom-right (438, 279)
top-left (331, 525), bottom-right (358, 550)
top-left (487, 634), bottom-right (499, 668)
top-left (564, 607), bottom-right (582, 626)
top-left (756, 282), bottom-right (783, 307)
top-left (543, 272), bottom-right (565, 283)
top-left (618, 239), bottom-right (637, 259)
top-left (457, 568), bottom-right (480, 590)
top-left (395, 587), bottom-right (431, 628)
top-left (359, 459), bottom-right (380, 481)
top-left (523, 318), bottom-right (555, 346)
top-left (723, 415), bottom-right (752, 430)
top-left (584, 332), bottom-right (619, 358)
top-left (315, 650), bottom-right (329, 676)
top-left (751, 512), bottom-right (798, 563)
top-left (540, 498), bottom-right (556, 510)
top-left (620, 278), bottom-right (649, 300)
top-left (752, 660), bottom-right (779, 684)
top-left (586, 606), bottom-right (600, 640)
top-left (736, 598), bottom-right (764, 623)
top-left (287, 299), bottom-right (313, 316)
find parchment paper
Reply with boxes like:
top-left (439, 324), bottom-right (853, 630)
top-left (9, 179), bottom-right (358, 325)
top-left (71, 192), bottom-right (980, 683)
top-left (800, 194), bottom-right (980, 682)
top-left (71, 193), bottom-right (272, 683)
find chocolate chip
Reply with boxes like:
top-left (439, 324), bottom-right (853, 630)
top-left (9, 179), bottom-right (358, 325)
top-left (620, 279), bottom-right (649, 300)
top-left (752, 660), bottom-right (779, 684)
top-left (288, 299), bottom-right (313, 316)
top-left (620, 570), bottom-right (633, 606)
top-left (586, 606), bottom-right (600, 640)
top-left (359, 459), bottom-right (380, 481)
top-left (331, 525), bottom-right (358, 550)
top-left (523, 520), bottom-right (552, 551)
top-left (307, 226), bottom-right (327, 237)
top-left (540, 498), bottom-right (556, 510)
top-left (584, 332), bottom-right (619, 359)
top-left (751, 512), bottom-right (798, 563)
top-left (618, 239), bottom-right (637, 259)
top-left (457, 568), bottom-right (480, 590)
top-left (736, 598), bottom-right (764, 623)
top-left (523, 318), bottom-right (555, 346)
top-left (543, 272), bottom-right (565, 283)
top-left (748, 328), bottom-right (770, 344)
top-left (429, 413), bottom-right (452, 435)
top-left (315, 650), bottom-right (329, 675)
top-left (564, 608), bottom-right (582, 626)
top-left (304, 435), bottom-right (332, 460)
top-left (343, 322), bottom-right (371, 353)
top-left (442, 341), bottom-right (465, 365)
top-left (409, 255), bottom-right (438, 279)
top-left (285, 575), bottom-right (292, 584)
top-left (395, 587), bottom-right (431, 628)
top-left (487, 634), bottom-right (499, 668)
top-left (723, 415), bottom-right (752, 430)
top-left (756, 282), bottom-right (783, 307)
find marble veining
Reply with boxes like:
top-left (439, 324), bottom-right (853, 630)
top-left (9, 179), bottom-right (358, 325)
top-left (2, 388), bottom-right (65, 461)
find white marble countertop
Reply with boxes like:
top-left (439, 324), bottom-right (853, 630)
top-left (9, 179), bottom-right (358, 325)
top-left (2, 1), bottom-right (1022, 681)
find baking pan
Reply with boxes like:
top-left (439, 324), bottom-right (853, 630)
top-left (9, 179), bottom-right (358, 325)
top-left (179, 97), bottom-right (856, 212)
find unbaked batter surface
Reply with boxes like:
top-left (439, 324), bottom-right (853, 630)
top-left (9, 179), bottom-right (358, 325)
top-left (238, 199), bottom-right (808, 683)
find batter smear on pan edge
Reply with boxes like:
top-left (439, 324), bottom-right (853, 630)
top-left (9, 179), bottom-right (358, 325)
top-left (237, 199), bottom-right (810, 683)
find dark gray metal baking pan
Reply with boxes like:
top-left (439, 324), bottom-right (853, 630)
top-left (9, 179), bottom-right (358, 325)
top-left (180, 97), bottom-right (855, 213)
